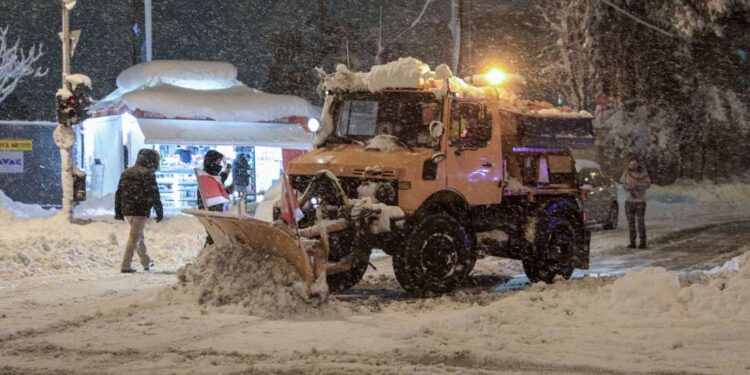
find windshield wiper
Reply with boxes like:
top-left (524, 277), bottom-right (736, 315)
top-left (391, 135), bottom-right (415, 152)
top-left (325, 133), bottom-right (364, 146)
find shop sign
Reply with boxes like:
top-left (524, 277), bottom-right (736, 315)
top-left (0, 139), bottom-right (33, 151)
top-left (0, 151), bottom-right (24, 173)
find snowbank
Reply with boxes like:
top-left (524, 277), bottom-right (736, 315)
top-left (0, 196), bottom-right (203, 280)
top-left (643, 180), bottom-right (750, 221)
top-left (73, 192), bottom-right (115, 219)
top-left (0, 190), bottom-right (56, 219)
top-left (171, 243), bottom-right (337, 319)
top-left (397, 249), bottom-right (750, 373)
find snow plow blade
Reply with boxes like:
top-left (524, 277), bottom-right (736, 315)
top-left (182, 209), bottom-right (316, 290)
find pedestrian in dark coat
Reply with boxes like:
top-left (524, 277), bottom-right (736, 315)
top-left (114, 148), bottom-right (163, 273)
top-left (619, 158), bottom-right (651, 249)
top-left (232, 153), bottom-right (251, 213)
top-left (232, 153), bottom-right (250, 191)
top-left (197, 149), bottom-right (233, 246)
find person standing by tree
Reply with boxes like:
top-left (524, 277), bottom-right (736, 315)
top-left (620, 158), bottom-right (651, 249)
top-left (114, 149), bottom-right (163, 273)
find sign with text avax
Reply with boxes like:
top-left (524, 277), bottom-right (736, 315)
top-left (0, 152), bottom-right (24, 173)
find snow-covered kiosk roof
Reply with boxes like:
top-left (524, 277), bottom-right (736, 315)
top-left (89, 61), bottom-right (318, 149)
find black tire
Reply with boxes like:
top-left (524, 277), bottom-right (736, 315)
top-left (393, 213), bottom-right (475, 295)
top-left (602, 203), bottom-right (618, 230)
top-left (524, 213), bottom-right (580, 283)
top-left (326, 230), bottom-right (370, 293)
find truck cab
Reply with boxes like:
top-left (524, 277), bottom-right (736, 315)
top-left (287, 81), bottom-right (593, 295)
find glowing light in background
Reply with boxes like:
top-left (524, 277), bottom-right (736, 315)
top-left (485, 67), bottom-right (508, 86)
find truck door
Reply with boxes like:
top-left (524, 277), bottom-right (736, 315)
top-left (446, 100), bottom-right (502, 205)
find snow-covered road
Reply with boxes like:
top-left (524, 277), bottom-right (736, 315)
top-left (2, 182), bottom-right (750, 374)
top-left (2, 215), bottom-right (749, 374)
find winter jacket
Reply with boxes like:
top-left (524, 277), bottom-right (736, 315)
top-left (232, 154), bottom-right (251, 189)
top-left (115, 149), bottom-right (163, 220)
top-left (619, 167), bottom-right (651, 202)
top-left (196, 150), bottom-right (232, 210)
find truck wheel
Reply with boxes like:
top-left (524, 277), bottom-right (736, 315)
top-left (602, 203), bottom-right (618, 230)
top-left (326, 230), bottom-right (370, 293)
top-left (525, 214), bottom-right (579, 283)
top-left (393, 213), bottom-right (475, 295)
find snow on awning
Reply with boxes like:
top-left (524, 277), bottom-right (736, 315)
top-left (136, 118), bottom-right (312, 150)
top-left (90, 61), bottom-right (319, 143)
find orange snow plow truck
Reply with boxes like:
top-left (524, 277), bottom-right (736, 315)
top-left (185, 59), bottom-right (594, 297)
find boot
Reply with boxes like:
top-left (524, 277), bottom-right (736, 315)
top-left (638, 243), bottom-right (648, 249)
top-left (628, 243), bottom-right (636, 249)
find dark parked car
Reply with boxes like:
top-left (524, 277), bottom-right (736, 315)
top-left (576, 160), bottom-right (618, 230)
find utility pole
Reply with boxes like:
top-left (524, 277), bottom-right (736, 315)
top-left (54, 0), bottom-right (75, 221)
top-left (144, 0), bottom-right (152, 61)
top-left (54, 0), bottom-right (90, 221)
top-left (61, 2), bottom-right (70, 87)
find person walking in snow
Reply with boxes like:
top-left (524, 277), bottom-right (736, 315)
top-left (619, 158), bottom-right (651, 249)
top-left (114, 148), bottom-right (163, 273)
top-left (197, 150), bottom-right (234, 245)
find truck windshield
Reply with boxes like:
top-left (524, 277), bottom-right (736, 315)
top-left (332, 92), bottom-right (440, 148)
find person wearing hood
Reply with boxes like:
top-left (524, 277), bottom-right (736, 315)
top-left (197, 149), bottom-right (233, 245)
top-left (114, 148), bottom-right (163, 273)
top-left (619, 158), bottom-right (651, 249)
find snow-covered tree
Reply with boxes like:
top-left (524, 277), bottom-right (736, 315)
top-left (374, 0), bottom-right (434, 65)
top-left (0, 26), bottom-right (48, 106)
top-left (541, 0), bottom-right (750, 182)
top-left (540, 0), bottom-right (598, 111)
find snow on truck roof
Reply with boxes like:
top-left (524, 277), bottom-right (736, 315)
top-left (319, 57), bottom-right (593, 120)
top-left (91, 60), bottom-right (317, 123)
top-left (575, 159), bottom-right (602, 171)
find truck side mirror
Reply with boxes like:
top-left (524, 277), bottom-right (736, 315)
top-left (430, 152), bottom-right (446, 164)
top-left (429, 120), bottom-right (445, 139)
top-left (422, 152), bottom-right (445, 181)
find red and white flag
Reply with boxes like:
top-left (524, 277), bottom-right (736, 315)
top-left (196, 169), bottom-right (229, 208)
top-left (280, 173), bottom-right (304, 230)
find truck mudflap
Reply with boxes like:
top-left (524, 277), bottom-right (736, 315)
top-left (575, 227), bottom-right (591, 269)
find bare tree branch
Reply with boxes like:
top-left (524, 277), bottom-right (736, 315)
top-left (375, 0), bottom-right (434, 64)
top-left (0, 26), bottom-right (48, 105)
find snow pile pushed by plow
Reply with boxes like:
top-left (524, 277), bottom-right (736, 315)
top-left (173, 243), bottom-right (337, 319)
